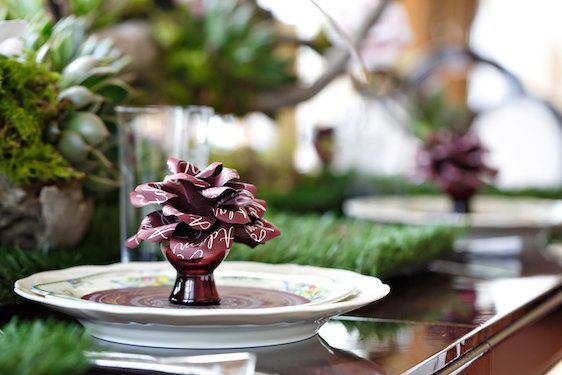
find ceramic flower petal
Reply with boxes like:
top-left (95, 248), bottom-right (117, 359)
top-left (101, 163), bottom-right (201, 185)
top-left (196, 162), bottom-right (223, 179)
top-left (416, 130), bottom-right (496, 200)
top-left (0, 20), bottom-right (28, 57)
top-left (136, 222), bottom-right (179, 243)
top-left (126, 211), bottom-right (180, 248)
top-left (130, 183), bottom-right (179, 207)
top-left (162, 204), bottom-right (216, 230)
top-left (200, 186), bottom-right (237, 201)
top-left (229, 182), bottom-right (257, 195)
top-left (205, 167), bottom-right (240, 187)
top-left (167, 157), bottom-right (200, 175)
top-left (212, 207), bottom-right (251, 224)
top-left (233, 219), bottom-right (281, 248)
top-left (164, 173), bottom-right (210, 188)
top-left (127, 157), bottom-right (280, 252)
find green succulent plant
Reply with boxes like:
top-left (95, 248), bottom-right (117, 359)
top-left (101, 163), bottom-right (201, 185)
top-left (0, 13), bottom-right (131, 192)
top-left (4, 0), bottom-right (296, 114)
top-left (152, 0), bottom-right (294, 113)
top-left (23, 15), bottom-right (131, 193)
top-left (411, 91), bottom-right (473, 141)
top-left (0, 0), bottom-right (44, 20)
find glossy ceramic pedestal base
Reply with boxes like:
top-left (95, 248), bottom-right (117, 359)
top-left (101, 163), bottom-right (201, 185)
top-left (81, 320), bottom-right (319, 349)
top-left (169, 274), bottom-right (220, 305)
top-left (452, 198), bottom-right (471, 214)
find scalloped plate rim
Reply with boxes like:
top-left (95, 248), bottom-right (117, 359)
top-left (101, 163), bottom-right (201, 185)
top-left (14, 261), bottom-right (389, 320)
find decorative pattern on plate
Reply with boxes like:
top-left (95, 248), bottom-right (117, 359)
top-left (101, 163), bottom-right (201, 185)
top-left (108, 275), bottom-right (174, 288)
top-left (283, 281), bottom-right (322, 300)
top-left (33, 270), bottom-right (347, 305)
top-left (82, 285), bottom-right (309, 309)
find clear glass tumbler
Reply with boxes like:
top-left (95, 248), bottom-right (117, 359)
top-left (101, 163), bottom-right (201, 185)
top-left (116, 106), bottom-right (213, 262)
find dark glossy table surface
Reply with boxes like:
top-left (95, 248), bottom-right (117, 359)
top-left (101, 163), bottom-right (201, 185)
top-left (3, 246), bottom-right (562, 375)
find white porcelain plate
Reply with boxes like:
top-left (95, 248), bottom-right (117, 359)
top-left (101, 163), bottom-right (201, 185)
top-left (15, 261), bottom-right (390, 349)
top-left (344, 196), bottom-right (562, 231)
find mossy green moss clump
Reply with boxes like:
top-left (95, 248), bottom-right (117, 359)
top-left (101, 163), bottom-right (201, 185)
top-left (0, 58), bottom-right (82, 186)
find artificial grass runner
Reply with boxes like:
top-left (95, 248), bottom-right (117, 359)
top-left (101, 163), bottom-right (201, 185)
top-left (1, 212), bottom-right (460, 305)
top-left (229, 213), bottom-right (460, 276)
top-left (0, 319), bottom-right (95, 375)
top-left (262, 171), bottom-right (562, 214)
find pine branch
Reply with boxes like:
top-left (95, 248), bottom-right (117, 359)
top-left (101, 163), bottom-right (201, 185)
top-left (0, 248), bottom-right (81, 305)
top-left (0, 319), bottom-right (95, 375)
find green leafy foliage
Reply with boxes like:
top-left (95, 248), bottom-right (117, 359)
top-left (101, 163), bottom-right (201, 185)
top-left (4, 0), bottom-right (294, 113)
top-left (228, 212), bottom-right (461, 277)
top-left (27, 16), bottom-right (131, 108)
top-left (23, 16), bottom-right (130, 193)
top-left (262, 170), bottom-right (350, 214)
top-left (1, 0), bottom-right (153, 29)
top-left (411, 91), bottom-right (472, 140)
top-left (0, 57), bottom-right (82, 185)
top-left (151, 0), bottom-right (294, 113)
top-left (69, 0), bottom-right (104, 16)
top-left (0, 319), bottom-right (94, 375)
top-left (0, 0), bottom-right (45, 20)
top-left (0, 14), bottom-right (129, 192)
top-left (338, 318), bottom-right (407, 342)
top-left (363, 175), bottom-right (562, 200)
top-left (76, 201), bottom-right (121, 263)
top-left (27, 16), bottom-right (129, 75)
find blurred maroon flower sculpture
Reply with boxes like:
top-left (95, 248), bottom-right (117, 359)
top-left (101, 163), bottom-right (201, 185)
top-left (416, 130), bottom-right (496, 213)
top-left (126, 157), bottom-right (280, 305)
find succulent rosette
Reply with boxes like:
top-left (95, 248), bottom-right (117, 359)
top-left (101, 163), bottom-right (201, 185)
top-left (125, 157), bottom-right (280, 260)
top-left (416, 130), bottom-right (497, 202)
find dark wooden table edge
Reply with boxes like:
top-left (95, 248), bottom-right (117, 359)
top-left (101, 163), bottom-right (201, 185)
top-left (434, 291), bottom-right (562, 374)
top-left (401, 279), bottom-right (562, 375)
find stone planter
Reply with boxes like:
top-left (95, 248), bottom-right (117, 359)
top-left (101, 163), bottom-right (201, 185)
top-left (0, 178), bottom-right (94, 250)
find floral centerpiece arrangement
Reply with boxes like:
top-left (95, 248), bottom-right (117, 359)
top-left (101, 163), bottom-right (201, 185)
top-left (126, 157), bottom-right (280, 305)
top-left (412, 92), bottom-right (497, 213)
top-left (416, 129), bottom-right (496, 213)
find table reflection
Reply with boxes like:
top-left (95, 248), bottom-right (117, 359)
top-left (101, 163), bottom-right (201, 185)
top-left (320, 319), bottom-right (473, 375)
top-left (94, 332), bottom-right (386, 375)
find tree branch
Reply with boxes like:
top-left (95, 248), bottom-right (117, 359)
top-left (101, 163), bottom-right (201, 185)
top-left (253, 0), bottom-right (393, 112)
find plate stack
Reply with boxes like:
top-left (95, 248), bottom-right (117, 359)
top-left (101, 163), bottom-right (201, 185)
top-left (14, 262), bottom-right (390, 349)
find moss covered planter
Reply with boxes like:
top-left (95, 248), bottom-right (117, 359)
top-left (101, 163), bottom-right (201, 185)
top-left (0, 18), bottom-right (129, 249)
top-left (0, 58), bottom-right (93, 249)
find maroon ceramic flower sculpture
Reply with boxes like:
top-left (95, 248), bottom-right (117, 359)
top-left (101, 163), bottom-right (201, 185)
top-left (125, 157), bottom-right (281, 305)
top-left (416, 130), bottom-right (497, 213)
